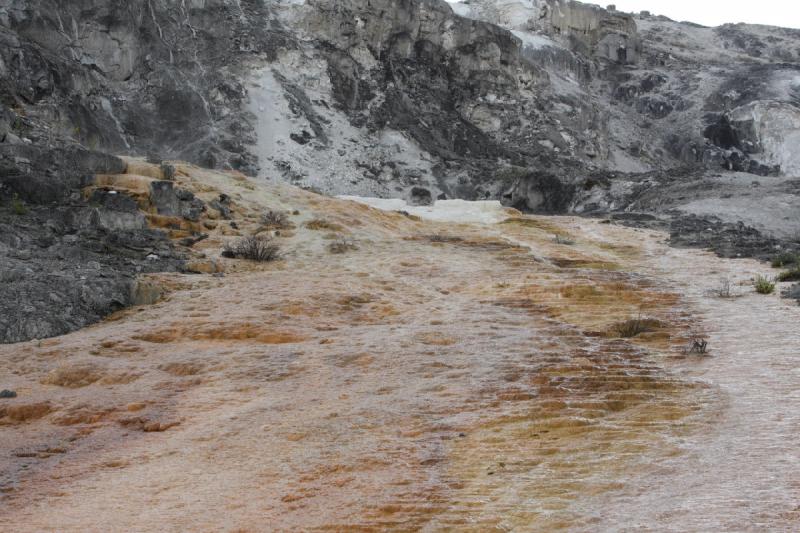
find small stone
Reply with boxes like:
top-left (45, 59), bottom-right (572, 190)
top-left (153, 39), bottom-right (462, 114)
top-left (0, 390), bottom-right (17, 399)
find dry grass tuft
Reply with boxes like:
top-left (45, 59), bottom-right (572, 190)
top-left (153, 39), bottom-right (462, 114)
top-left (776, 267), bottom-right (800, 283)
top-left (610, 316), bottom-right (664, 338)
top-left (328, 237), bottom-right (359, 254)
top-left (771, 252), bottom-right (798, 268)
top-left (306, 219), bottom-right (345, 232)
top-left (501, 217), bottom-right (560, 231)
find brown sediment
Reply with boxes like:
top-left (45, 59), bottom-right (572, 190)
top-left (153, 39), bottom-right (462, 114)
top-left (0, 163), bottom-right (734, 531)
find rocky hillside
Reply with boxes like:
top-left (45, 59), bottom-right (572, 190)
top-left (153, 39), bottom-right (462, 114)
top-left (4, 0), bottom-right (800, 203)
top-left (2, 0), bottom-right (800, 342)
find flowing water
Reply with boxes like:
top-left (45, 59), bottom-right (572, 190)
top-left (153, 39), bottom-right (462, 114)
top-left (0, 168), bottom-right (798, 531)
top-left (589, 229), bottom-right (800, 531)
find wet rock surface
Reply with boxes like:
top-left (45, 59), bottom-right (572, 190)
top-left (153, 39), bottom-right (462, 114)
top-left (2, 166), bottom-right (798, 530)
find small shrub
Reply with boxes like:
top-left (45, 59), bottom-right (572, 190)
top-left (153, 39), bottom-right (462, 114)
top-left (222, 235), bottom-right (280, 262)
top-left (709, 277), bottom-right (736, 298)
top-left (261, 210), bottom-right (291, 229)
top-left (777, 268), bottom-right (800, 282)
top-left (11, 193), bottom-right (27, 215)
top-left (611, 315), bottom-right (663, 338)
top-left (328, 237), bottom-right (358, 254)
top-left (754, 275), bottom-right (776, 294)
top-left (688, 338), bottom-right (708, 355)
top-left (771, 252), bottom-right (798, 268)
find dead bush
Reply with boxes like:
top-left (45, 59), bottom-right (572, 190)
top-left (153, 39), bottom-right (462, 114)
top-left (688, 338), bottom-right (708, 355)
top-left (708, 277), bottom-right (738, 298)
top-left (261, 210), bottom-right (292, 229)
top-left (610, 315), bottom-right (664, 338)
top-left (328, 237), bottom-right (359, 254)
top-left (222, 235), bottom-right (280, 262)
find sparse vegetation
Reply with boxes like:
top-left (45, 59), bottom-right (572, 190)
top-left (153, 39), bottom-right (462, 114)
top-left (261, 210), bottom-right (292, 229)
top-left (754, 275), bottom-right (776, 294)
top-left (222, 235), bottom-right (280, 262)
top-left (611, 315), bottom-right (663, 338)
top-left (776, 267), bottom-right (800, 282)
top-left (771, 252), bottom-right (798, 268)
top-left (689, 338), bottom-right (708, 355)
top-left (328, 237), bottom-right (359, 254)
top-left (709, 277), bottom-right (737, 298)
top-left (11, 193), bottom-right (27, 216)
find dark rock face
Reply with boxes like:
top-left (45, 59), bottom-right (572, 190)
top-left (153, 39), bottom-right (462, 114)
top-left (704, 116), bottom-right (741, 150)
top-left (0, 144), bottom-right (126, 203)
top-left (0, 0), bottom-right (280, 173)
top-left (149, 181), bottom-right (205, 222)
top-left (308, 0), bottom-right (541, 168)
top-left (0, 0), bottom-right (285, 343)
top-left (536, 0), bottom-right (641, 64)
top-left (0, 197), bottom-right (183, 343)
top-left (508, 171), bottom-right (576, 213)
top-left (408, 187), bottom-right (433, 206)
top-left (668, 215), bottom-right (786, 260)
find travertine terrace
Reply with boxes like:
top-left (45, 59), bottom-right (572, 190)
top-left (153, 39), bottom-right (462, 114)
top-left (2, 162), bottom-right (798, 530)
